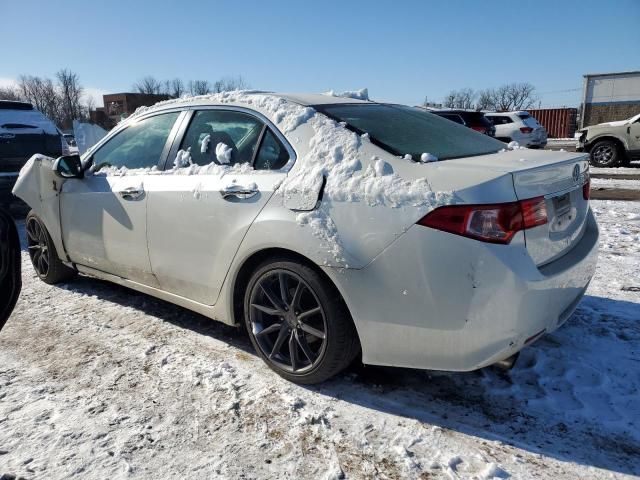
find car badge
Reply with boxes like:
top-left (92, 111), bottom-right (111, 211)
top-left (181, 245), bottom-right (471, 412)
top-left (572, 164), bottom-right (580, 183)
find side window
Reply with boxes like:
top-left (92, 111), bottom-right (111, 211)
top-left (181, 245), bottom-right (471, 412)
top-left (254, 129), bottom-right (290, 170)
top-left (92, 112), bottom-right (179, 171)
top-left (179, 110), bottom-right (264, 166)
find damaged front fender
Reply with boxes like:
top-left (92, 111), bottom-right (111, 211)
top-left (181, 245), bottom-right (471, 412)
top-left (12, 155), bottom-right (67, 261)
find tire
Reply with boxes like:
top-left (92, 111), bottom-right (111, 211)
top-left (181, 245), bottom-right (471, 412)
top-left (589, 140), bottom-right (620, 167)
top-left (26, 211), bottom-right (77, 285)
top-left (243, 257), bottom-right (360, 384)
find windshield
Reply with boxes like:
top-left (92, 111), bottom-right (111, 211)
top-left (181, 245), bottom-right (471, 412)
top-left (314, 104), bottom-right (504, 160)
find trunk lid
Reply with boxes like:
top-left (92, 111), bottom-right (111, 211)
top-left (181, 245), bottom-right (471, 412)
top-left (447, 150), bottom-right (590, 265)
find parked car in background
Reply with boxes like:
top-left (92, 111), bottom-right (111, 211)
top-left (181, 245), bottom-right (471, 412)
top-left (430, 109), bottom-right (496, 136)
top-left (14, 93), bottom-right (597, 384)
top-left (0, 206), bottom-right (21, 331)
top-left (63, 133), bottom-right (80, 155)
top-left (0, 101), bottom-right (67, 208)
top-left (485, 111), bottom-right (548, 148)
top-left (577, 112), bottom-right (640, 167)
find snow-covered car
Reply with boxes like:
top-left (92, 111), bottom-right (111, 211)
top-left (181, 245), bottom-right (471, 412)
top-left (0, 206), bottom-right (21, 331)
top-left (13, 92), bottom-right (598, 384)
top-left (576, 112), bottom-right (640, 167)
top-left (485, 111), bottom-right (548, 148)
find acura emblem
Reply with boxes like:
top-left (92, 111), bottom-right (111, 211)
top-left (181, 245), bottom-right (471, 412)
top-left (572, 164), bottom-right (580, 183)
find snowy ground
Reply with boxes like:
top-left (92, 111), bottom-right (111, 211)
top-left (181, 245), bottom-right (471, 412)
top-left (1, 200), bottom-right (639, 479)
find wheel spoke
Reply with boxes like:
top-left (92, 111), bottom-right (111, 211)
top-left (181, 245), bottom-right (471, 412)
top-left (299, 322), bottom-right (326, 340)
top-left (289, 332), bottom-right (299, 371)
top-left (260, 284), bottom-right (284, 312)
top-left (295, 330), bottom-right (315, 362)
top-left (291, 281), bottom-right (304, 310)
top-left (269, 324), bottom-right (290, 358)
top-left (251, 303), bottom-right (281, 316)
top-left (297, 306), bottom-right (321, 321)
top-left (255, 322), bottom-right (282, 337)
top-left (27, 227), bottom-right (38, 242)
top-left (278, 273), bottom-right (289, 306)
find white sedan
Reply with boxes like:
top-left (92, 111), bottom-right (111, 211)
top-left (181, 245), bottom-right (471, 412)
top-left (13, 92), bottom-right (598, 384)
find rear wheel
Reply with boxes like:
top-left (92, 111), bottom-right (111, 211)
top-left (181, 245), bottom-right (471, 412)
top-left (26, 211), bottom-right (76, 285)
top-left (589, 140), bottom-right (620, 167)
top-left (244, 258), bottom-right (359, 384)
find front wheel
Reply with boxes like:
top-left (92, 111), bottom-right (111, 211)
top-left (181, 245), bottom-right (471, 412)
top-left (244, 258), bottom-right (359, 384)
top-left (26, 212), bottom-right (77, 285)
top-left (589, 140), bottom-right (620, 167)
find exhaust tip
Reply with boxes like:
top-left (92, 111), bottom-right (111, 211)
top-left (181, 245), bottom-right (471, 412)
top-left (492, 352), bottom-right (520, 371)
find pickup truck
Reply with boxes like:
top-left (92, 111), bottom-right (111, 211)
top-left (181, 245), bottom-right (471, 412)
top-left (577, 113), bottom-right (640, 167)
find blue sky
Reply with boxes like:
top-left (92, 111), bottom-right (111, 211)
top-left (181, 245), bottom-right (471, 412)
top-left (2, 0), bottom-right (639, 108)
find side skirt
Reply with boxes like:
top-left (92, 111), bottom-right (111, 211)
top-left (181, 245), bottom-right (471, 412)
top-left (74, 264), bottom-right (235, 326)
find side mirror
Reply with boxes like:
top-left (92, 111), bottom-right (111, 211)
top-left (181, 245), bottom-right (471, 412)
top-left (53, 155), bottom-right (84, 179)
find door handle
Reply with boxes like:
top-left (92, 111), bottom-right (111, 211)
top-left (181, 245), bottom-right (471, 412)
top-left (220, 185), bottom-right (258, 200)
top-left (118, 187), bottom-right (144, 200)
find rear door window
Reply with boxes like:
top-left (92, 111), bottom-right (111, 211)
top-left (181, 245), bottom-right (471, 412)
top-left (180, 110), bottom-right (264, 166)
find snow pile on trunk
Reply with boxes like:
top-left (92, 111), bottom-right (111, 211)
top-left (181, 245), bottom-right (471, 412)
top-left (322, 88), bottom-right (370, 101)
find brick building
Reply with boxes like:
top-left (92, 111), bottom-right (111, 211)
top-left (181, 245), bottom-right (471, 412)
top-left (581, 71), bottom-right (640, 128)
top-left (91, 92), bottom-right (170, 130)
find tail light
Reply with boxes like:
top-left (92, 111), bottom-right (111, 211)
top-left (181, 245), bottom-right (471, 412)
top-left (583, 178), bottom-right (590, 200)
top-left (471, 126), bottom-right (486, 133)
top-left (417, 196), bottom-right (547, 244)
top-left (520, 127), bottom-right (533, 134)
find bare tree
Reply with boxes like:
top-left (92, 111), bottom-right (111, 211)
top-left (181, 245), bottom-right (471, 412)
top-left (507, 82), bottom-right (537, 110)
top-left (57, 69), bottom-right (84, 129)
top-left (18, 75), bottom-right (61, 124)
top-left (475, 89), bottom-right (495, 111)
top-left (472, 82), bottom-right (538, 111)
top-left (188, 80), bottom-right (211, 96)
top-left (169, 78), bottom-right (185, 98)
top-left (443, 91), bottom-right (457, 108)
top-left (134, 76), bottom-right (162, 94)
top-left (0, 85), bottom-right (22, 101)
top-left (212, 75), bottom-right (249, 93)
top-left (443, 88), bottom-right (476, 109)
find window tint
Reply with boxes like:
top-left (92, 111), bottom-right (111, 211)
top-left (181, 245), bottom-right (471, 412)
top-left (516, 113), bottom-right (531, 119)
top-left (254, 129), bottom-right (290, 170)
top-left (93, 112), bottom-right (179, 171)
top-left (316, 104), bottom-right (504, 160)
top-left (180, 110), bottom-right (264, 166)
top-left (487, 116), bottom-right (513, 125)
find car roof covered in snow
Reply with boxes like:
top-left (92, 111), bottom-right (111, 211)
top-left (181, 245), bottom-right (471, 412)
top-left (134, 91), bottom-right (374, 115)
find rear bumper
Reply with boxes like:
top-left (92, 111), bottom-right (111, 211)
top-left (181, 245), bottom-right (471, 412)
top-left (327, 208), bottom-right (599, 371)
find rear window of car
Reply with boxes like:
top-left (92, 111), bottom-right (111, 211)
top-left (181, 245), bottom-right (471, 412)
top-left (460, 112), bottom-right (492, 128)
top-left (315, 104), bottom-right (504, 160)
top-left (0, 109), bottom-right (58, 135)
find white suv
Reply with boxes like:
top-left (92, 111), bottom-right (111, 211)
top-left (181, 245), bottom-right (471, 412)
top-left (485, 111), bottom-right (548, 148)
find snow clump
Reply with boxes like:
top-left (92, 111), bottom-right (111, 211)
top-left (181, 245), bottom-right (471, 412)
top-left (215, 142), bottom-right (233, 164)
top-left (323, 88), bottom-right (369, 101)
